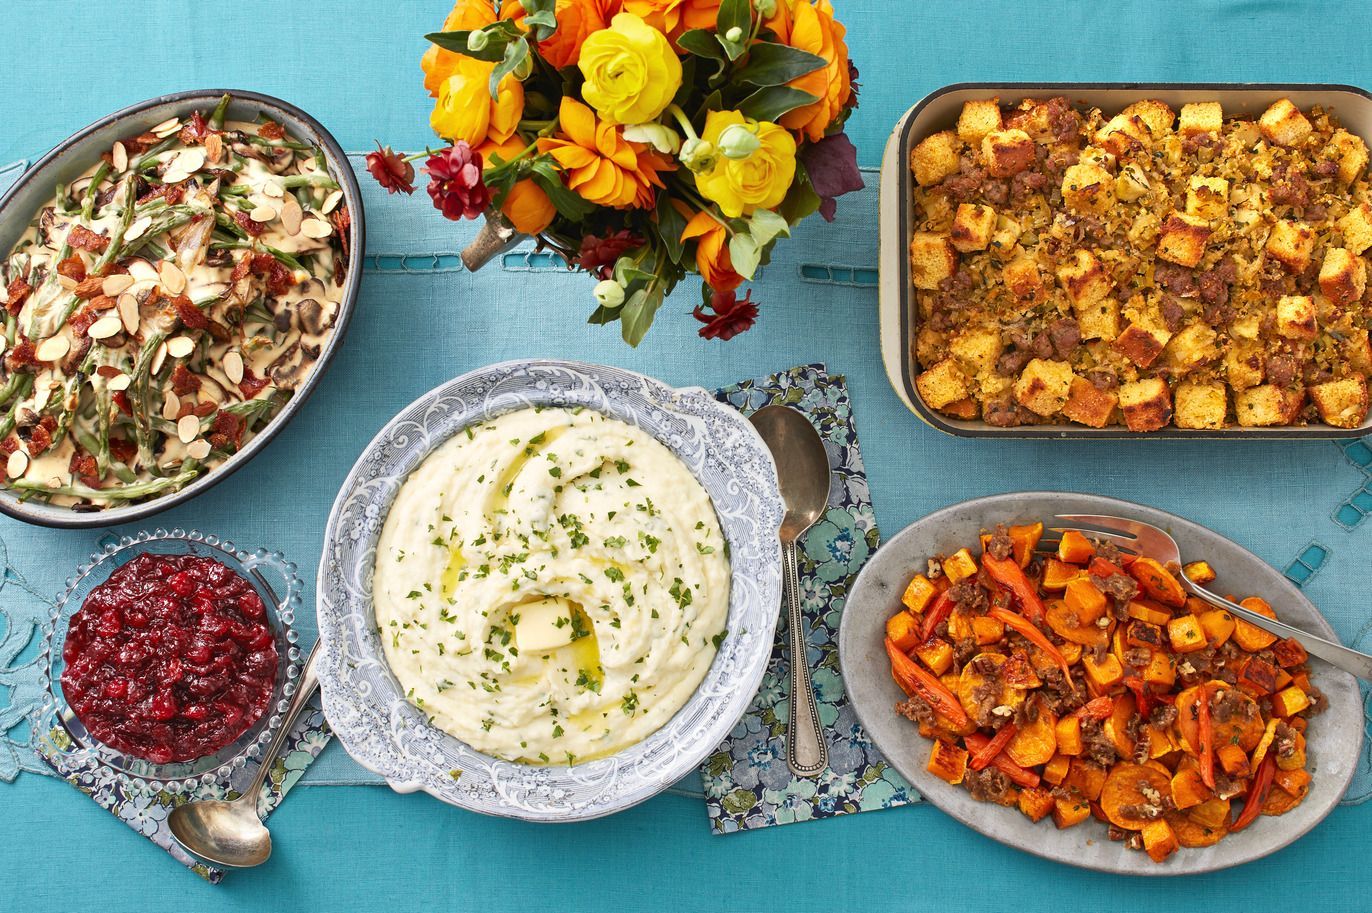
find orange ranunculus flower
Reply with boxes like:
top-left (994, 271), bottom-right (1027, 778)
top-left (536, 97), bottom-right (675, 209)
top-left (680, 209), bottom-right (742, 292)
top-left (766, 0), bottom-right (851, 142)
top-left (430, 55), bottom-right (524, 146)
top-left (621, 0), bottom-right (718, 36)
top-left (479, 136), bottom-right (557, 234)
top-left (501, 0), bottom-right (616, 69)
top-left (421, 0), bottom-right (499, 98)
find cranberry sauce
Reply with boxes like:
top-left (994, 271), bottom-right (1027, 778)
top-left (61, 553), bottom-right (278, 764)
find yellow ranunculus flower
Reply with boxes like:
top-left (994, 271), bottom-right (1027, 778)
top-left (576, 12), bottom-right (682, 125)
top-left (694, 111), bottom-right (797, 218)
top-left (430, 55), bottom-right (524, 147)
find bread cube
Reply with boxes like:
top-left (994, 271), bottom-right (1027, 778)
top-left (1003, 256), bottom-right (1046, 303)
top-left (1056, 250), bottom-right (1119, 339)
top-left (1096, 112), bottom-right (1150, 157)
top-left (1061, 162), bottom-right (1114, 215)
top-left (1004, 98), bottom-right (1053, 140)
top-left (957, 97), bottom-right (1003, 144)
top-left (909, 232), bottom-right (958, 289)
top-left (1174, 380), bottom-right (1228, 429)
top-left (1156, 212), bottom-right (1213, 268)
top-left (1265, 220), bottom-right (1315, 273)
top-left (1123, 100), bottom-right (1175, 138)
top-left (1259, 98), bottom-right (1313, 147)
top-left (1114, 322), bottom-right (1172, 368)
top-left (981, 128), bottom-right (1036, 178)
top-left (950, 203), bottom-right (997, 253)
top-left (1118, 377), bottom-right (1173, 431)
top-left (911, 130), bottom-right (961, 187)
top-left (1185, 176), bottom-right (1229, 221)
top-left (1337, 202), bottom-right (1372, 255)
top-left (1178, 102), bottom-right (1222, 137)
top-left (1114, 162), bottom-right (1151, 201)
top-left (1319, 247), bottom-right (1367, 307)
top-left (1013, 358), bottom-right (1076, 416)
top-left (949, 327), bottom-right (1004, 374)
top-left (1060, 376), bottom-right (1118, 428)
top-left (1331, 129), bottom-right (1370, 184)
top-left (1345, 328), bottom-right (1372, 374)
top-left (1162, 322), bottom-right (1219, 375)
top-left (1225, 342), bottom-right (1266, 391)
top-left (915, 357), bottom-right (970, 409)
top-left (1235, 384), bottom-right (1300, 426)
top-left (1077, 298), bottom-right (1121, 342)
top-left (1309, 376), bottom-right (1369, 428)
top-left (1276, 294), bottom-right (1318, 340)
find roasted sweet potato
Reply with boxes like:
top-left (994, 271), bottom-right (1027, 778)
top-left (1055, 714), bottom-right (1083, 756)
top-left (927, 739), bottom-right (968, 784)
top-left (914, 637), bottom-right (954, 676)
top-left (1142, 819), bottom-right (1180, 862)
top-left (942, 547), bottom-right (979, 583)
top-left (1129, 557), bottom-right (1187, 607)
top-left (1277, 733), bottom-right (1307, 772)
top-left (1046, 598), bottom-right (1110, 647)
top-left (1233, 596), bottom-right (1279, 651)
top-left (971, 614), bottom-right (1005, 645)
top-left (1057, 529), bottom-right (1095, 564)
top-left (1007, 702), bottom-right (1058, 768)
top-left (1166, 810), bottom-right (1227, 847)
top-left (1167, 614), bottom-right (1208, 653)
top-left (1041, 558), bottom-right (1081, 591)
top-left (1170, 766), bottom-right (1210, 810)
top-left (1182, 560), bottom-right (1216, 584)
top-left (1127, 600), bottom-right (1172, 626)
top-left (1066, 758), bottom-right (1108, 802)
top-left (956, 652), bottom-right (1024, 719)
top-left (1198, 608), bottom-right (1235, 648)
top-left (1043, 753), bottom-right (1071, 786)
top-left (1064, 577), bottom-right (1107, 622)
top-left (1217, 743), bottom-right (1251, 778)
top-left (1102, 763), bottom-right (1173, 830)
top-left (1019, 786), bottom-right (1056, 823)
top-left (1142, 650), bottom-right (1177, 689)
top-left (1271, 685), bottom-right (1311, 717)
top-left (1083, 651), bottom-right (1124, 690)
top-left (1009, 522), bottom-right (1043, 567)
top-left (1236, 656), bottom-right (1279, 696)
top-left (1105, 692), bottom-right (1138, 759)
top-left (1186, 797), bottom-right (1232, 830)
top-left (1053, 795), bottom-right (1092, 829)
top-left (886, 611), bottom-right (922, 652)
top-left (901, 573), bottom-right (940, 613)
top-left (1175, 682), bottom-right (1264, 754)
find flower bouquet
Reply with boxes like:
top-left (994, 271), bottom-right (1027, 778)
top-left (368, 0), bottom-right (862, 344)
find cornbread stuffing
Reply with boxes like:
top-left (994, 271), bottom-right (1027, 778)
top-left (910, 96), bottom-right (1372, 430)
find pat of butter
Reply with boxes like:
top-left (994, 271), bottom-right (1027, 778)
top-left (515, 597), bottom-right (577, 654)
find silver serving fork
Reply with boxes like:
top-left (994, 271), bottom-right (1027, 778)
top-left (1047, 514), bottom-right (1372, 683)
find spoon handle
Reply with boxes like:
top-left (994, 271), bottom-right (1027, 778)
top-left (783, 540), bottom-right (828, 777)
top-left (239, 641), bottom-right (320, 814)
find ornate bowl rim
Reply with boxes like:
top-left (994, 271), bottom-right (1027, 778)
top-left (316, 359), bottom-right (784, 821)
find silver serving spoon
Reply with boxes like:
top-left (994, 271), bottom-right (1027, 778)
top-left (750, 405), bottom-right (832, 777)
top-left (169, 642), bottom-right (320, 867)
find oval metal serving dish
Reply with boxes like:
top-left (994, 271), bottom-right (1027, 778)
top-left (316, 359), bottom-right (784, 822)
top-left (877, 82), bottom-right (1372, 439)
top-left (839, 491), bottom-right (1361, 875)
top-left (0, 89), bottom-right (365, 528)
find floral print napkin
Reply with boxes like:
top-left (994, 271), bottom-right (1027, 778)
top-left (702, 363), bottom-right (916, 833)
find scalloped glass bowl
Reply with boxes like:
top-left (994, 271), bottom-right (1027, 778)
top-left (35, 528), bottom-right (303, 792)
top-left (317, 360), bottom-right (786, 821)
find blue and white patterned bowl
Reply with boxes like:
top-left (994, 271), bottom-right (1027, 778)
top-left (316, 360), bottom-right (784, 821)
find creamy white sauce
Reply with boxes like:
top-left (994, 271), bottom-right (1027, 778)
top-left (372, 407), bottom-right (731, 765)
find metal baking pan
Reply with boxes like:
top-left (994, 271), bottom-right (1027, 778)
top-left (878, 82), bottom-right (1372, 439)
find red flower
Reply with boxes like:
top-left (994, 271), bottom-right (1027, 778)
top-left (693, 288), bottom-right (758, 341)
top-left (366, 143), bottom-right (416, 195)
top-left (423, 142), bottom-right (489, 221)
top-left (575, 230), bottom-right (642, 279)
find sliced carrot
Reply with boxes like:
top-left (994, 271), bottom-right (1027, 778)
top-left (990, 606), bottom-right (1072, 684)
top-left (885, 637), bottom-right (971, 728)
top-left (1230, 753), bottom-right (1276, 833)
top-left (983, 554), bottom-right (1046, 623)
top-left (919, 591), bottom-right (956, 642)
top-left (970, 723), bottom-right (1018, 771)
top-left (1197, 683), bottom-right (1216, 790)
top-left (965, 732), bottom-right (1041, 788)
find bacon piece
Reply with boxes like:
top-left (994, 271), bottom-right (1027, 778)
top-left (238, 368), bottom-right (270, 399)
top-left (67, 225), bottom-right (109, 252)
top-left (234, 210), bottom-right (266, 237)
top-left (109, 436), bottom-right (136, 463)
top-left (178, 110), bottom-right (212, 145)
top-left (0, 436), bottom-right (17, 456)
top-left (28, 415), bottom-right (56, 454)
top-left (112, 391), bottom-right (132, 416)
top-left (121, 131), bottom-right (162, 155)
top-left (208, 411), bottom-right (245, 451)
top-left (170, 364), bottom-right (201, 397)
top-left (4, 338), bottom-right (37, 373)
top-left (230, 255), bottom-right (253, 282)
top-left (56, 256), bottom-right (88, 281)
top-left (68, 302), bottom-right (106, 338)
top-left (172, 294), bottom-right (209, 330)
top-left (159, 182), bottom-right (187, 206)
top-left (265, 258), bottom-right (293, 296)
top-left (258, 120), bottom-right (286, 140)
top-left (6, 278), bottom-right (33, 315)
top-left (331, 204), bottom-right (351, 263)
top-left (68, 450), bottom-right (101, 487)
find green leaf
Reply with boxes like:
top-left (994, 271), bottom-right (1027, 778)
top-left (529, 159), bottom-right (594, 221)
top-left (620, 285), bottom-right (664, 346)
top-left (777, 163), bottom-right (822, 224)
top-left (748, 208), bottom-right (790, 246)
top-left (716, 0), bottom-right (751, 60)
top-left (676, 28), bottom-right (724, 60)
top-left (489, 37), bottom-right (529, 99)
top-left (737, 85), bottom-right (820, 122)
top-left (655, 197), bottom-right (687, 265)
top-left (522, 0), bottom-right (559, 40)
top-left (425, 23), bottom-right (520, 62)
top-left (733, 42), bottom-right (825, 87)
top-left (587, 305), bottom-right (621, 326)
top-left (728, 232), bottom-right (760, 279)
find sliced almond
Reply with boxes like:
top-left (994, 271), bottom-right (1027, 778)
top-left (5, 450), bottom-right (28, 479)
top-left (158, 261), bottom-right (186, 295)
top-left (101, 274), bottom-right (134, 296)
top-left (204, 133), bottom-right (224, 164)
top-left (151, 340), bottom-right (168, 375)
top-left (111, 141), bottom-right (129, 173)
top-left (223, 350), bottom-right (245, 385)
top-left (127, 259), bottom-right (158, 283)
top-left (151, 116), bottom-right (182, 137)
top-left (118, 293), bottom-right (140, 334)
top-left (320, 190), bottom-right (344, 215)
top-left (174, 148), bottom-right (206, 174)
top-left (31, 383), bottom-right (51, 412)
top-left (249, 203), bottom-right (278, 223)
top-left (279, 196), bottom-right (303, 236)
top-left (126, 216), bottom-right (153, 242)
top-left (34, 335), bottom-right (70, 362)
top-left (177, 414), bottom-right (200, 444)
top-left (301, 215), bottom-right (332, 239)
top-left (186, 439), bottom-right (212, 460)
top-left (107, 373), bottom-right (131, 392)
top-left (166, 335), bottom-right (195, 359)
top-left (88, 316), bottom-right (124, 340)
top-left (56, 274), bottom-right (80, 291)
top-left (262, 180), bottom-right (284, 198)
top-left (161, 393), bottom-right (180, 422)
top-left (161, 169), bottom-right (188, 187)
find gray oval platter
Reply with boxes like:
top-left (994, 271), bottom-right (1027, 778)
top-left (839, 491), bottom-right (1362, 875)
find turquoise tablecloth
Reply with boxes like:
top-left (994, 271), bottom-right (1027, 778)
top-left (4, 1), bottom-right (1372, 910)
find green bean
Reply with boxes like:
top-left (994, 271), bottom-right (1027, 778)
top-left (0, 370), bottom-right (31, 407)
top-left (130, 331), bottom-right (166, 472)
top-left (239, 134), bottom-right (314, 153)
top-left (209, 94), bottom-right (232, 131)
top-left (210, 236), bottom-right (306, 274)
top-left (131, 135), bottom-right (181, 173)
top-left (91, 177), bottom-right (138, 275)
top-left (0, 375), bottom-right (35, 438)
top-left (10, 468), bottom-right (197, 502)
